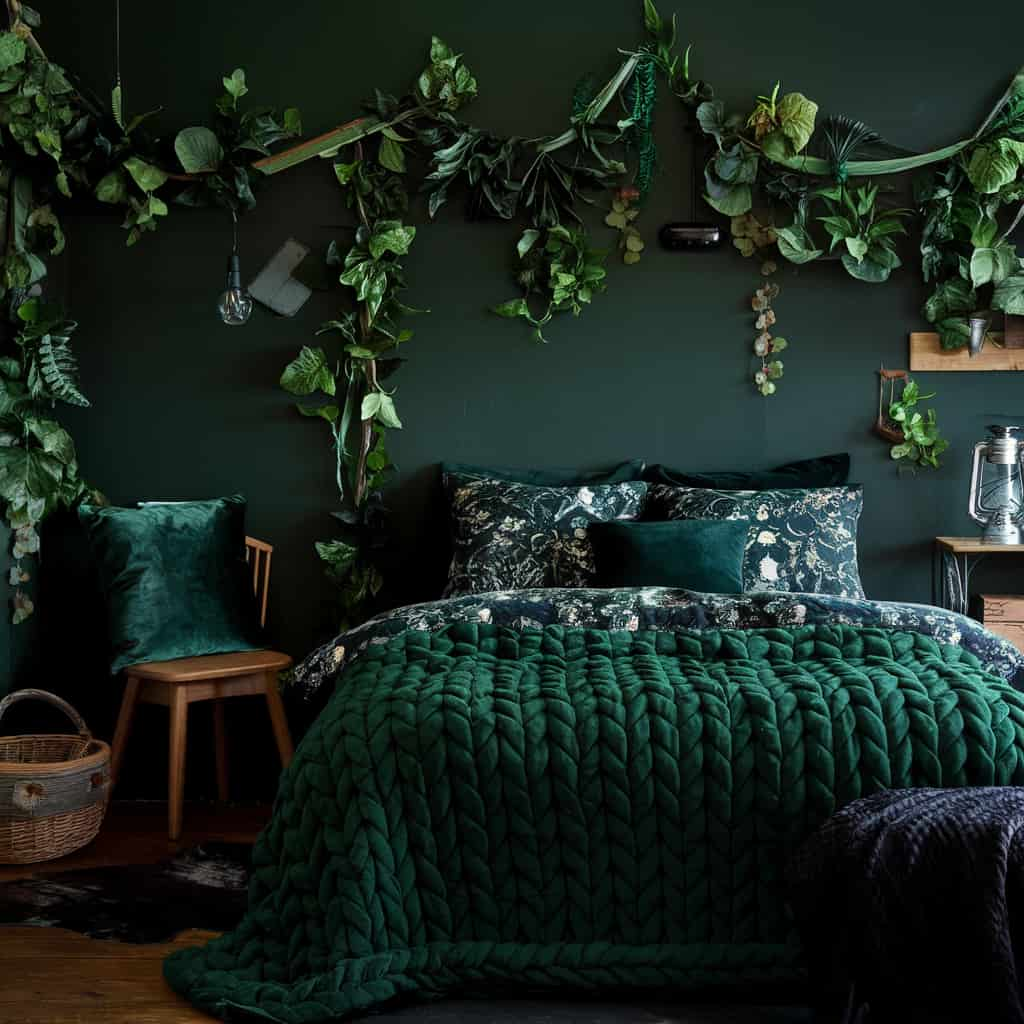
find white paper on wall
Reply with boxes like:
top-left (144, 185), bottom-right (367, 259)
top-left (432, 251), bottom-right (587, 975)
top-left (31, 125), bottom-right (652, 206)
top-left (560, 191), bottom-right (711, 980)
top-left (248, 238), bottom-right (313, 317)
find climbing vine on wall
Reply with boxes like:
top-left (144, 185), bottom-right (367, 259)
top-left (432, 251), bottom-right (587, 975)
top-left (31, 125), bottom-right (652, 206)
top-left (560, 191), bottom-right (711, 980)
top-left (6, 0), bottom-right (1024, 629)
top-left (0, 1), bottom-right (302, 622)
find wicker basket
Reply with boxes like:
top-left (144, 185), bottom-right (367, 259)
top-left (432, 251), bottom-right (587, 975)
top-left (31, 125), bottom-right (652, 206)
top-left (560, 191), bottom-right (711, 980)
top-left (0, 689), bottom-right (111, 864)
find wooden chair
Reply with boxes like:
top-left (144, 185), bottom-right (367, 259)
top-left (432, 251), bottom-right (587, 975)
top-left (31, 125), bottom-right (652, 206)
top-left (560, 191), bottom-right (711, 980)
top-left (108, 537), bottom-right (294, 841)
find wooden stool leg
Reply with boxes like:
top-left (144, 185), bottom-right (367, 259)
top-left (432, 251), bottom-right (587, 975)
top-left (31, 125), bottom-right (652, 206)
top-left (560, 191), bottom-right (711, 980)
top-left (264, 675), bottom-right (294, 769)
top-left (109, 676), bottom-right (140, 788)
top-left (213, 699), bottom-right (229, 802)
top-left (168, 688), bottom-right (189, 842)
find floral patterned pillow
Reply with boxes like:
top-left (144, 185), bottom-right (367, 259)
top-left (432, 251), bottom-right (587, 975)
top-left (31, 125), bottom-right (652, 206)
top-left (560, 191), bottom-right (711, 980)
top-left (445, 479), bottom-right (648, 597)
top-left (647, 484), bottom-right (865, 597)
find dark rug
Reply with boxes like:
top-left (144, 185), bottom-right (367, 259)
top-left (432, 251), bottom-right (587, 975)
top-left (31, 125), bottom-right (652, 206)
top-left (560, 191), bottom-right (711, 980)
top-left (0, 841), bottom-right (250, 943)
top-left (365, 1001), bottom-right (812, 1023)
top-left (0, 844), bottom-right (810, 1021)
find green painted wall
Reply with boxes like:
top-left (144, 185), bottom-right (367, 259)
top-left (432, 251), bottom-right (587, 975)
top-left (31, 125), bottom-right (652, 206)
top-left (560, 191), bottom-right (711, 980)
top-left (25, 3), bottom-right (1024, 762)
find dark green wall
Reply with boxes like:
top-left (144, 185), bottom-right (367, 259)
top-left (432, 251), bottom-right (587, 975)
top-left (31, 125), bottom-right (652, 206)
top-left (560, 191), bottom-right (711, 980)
top-left (26, 2), bottom-right (1024, 774)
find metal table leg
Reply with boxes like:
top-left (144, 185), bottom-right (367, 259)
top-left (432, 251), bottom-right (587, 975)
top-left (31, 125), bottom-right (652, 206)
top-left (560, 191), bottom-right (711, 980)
top-left (940, 550), bottom-right (985, 617)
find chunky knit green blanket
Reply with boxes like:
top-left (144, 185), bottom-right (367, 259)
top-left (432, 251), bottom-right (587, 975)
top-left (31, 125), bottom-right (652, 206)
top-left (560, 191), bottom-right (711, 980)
top-left (165, 623), bottom-right (1024, 1022)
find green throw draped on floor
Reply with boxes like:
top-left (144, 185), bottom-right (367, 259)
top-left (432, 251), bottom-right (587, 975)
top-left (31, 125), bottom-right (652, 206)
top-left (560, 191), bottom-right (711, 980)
top-left (165, 623), bottom-right (1024, 1022)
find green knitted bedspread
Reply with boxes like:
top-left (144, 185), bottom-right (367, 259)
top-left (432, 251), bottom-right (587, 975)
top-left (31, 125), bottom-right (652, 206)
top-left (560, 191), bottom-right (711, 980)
top-left (164, 623), bottom-right (1024, 1022)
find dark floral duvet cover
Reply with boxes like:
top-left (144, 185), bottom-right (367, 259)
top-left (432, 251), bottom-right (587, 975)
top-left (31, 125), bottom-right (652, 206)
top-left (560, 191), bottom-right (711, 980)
top-left (293, 587), bottom-right (1024, 697)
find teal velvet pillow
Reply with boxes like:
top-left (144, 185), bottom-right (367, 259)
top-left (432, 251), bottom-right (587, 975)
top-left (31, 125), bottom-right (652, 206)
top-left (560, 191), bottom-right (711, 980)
top-left (643, 453), bottom-right (850, 490)
top-left (78, 495), bottom-right (263, 674)
top-left (589, 519), bottom-right (747, 593)
top-left (441, 459), bottom-right (645, 497)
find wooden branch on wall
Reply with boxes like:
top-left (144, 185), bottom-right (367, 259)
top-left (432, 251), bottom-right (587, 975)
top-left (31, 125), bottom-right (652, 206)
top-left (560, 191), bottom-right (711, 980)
top-left (909, 332), bottom-right (1024, 372)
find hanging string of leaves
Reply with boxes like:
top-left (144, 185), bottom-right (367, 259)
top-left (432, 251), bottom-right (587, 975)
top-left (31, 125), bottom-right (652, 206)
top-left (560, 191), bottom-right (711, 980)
top-left (278, 32), bottom-right (696, 626)
top-left (0, 3), bottom-right (304, 622)
top-left (6, 0), bottom-right (1023, 630)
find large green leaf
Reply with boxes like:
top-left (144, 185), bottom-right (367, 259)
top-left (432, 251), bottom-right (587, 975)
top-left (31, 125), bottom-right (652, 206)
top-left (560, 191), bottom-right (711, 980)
top-left (516, 229), bottom-right (540, 259)
top-left (375, 393), bottom-right (402, 429)
top-left (967, 144), bottom-right (1020, 194)
top-left (361, 392), bottom-right (382, 420)
top-left (696, 100), bottom-right (727, 143)
top-left (25, 418), bottom-right (75, 464)
top-left (368, 220), bottom-right (415, 259)
top-left (315, 538), bottom-right (358, 582)
top-left (776, 92), bottom-right (818, 154)
top-left (378, 135), bottom-right (406, 174)
top-left (936, 316), bottom-right (971, 349)
top-left (0, 445), bottom-right (65, 509)
top-left (280, 346), bottom-right (336, 396)
top-left (123, 156), bottom-right (168, 193)
top-left (222, 69), bottom-right (248, 105)
top-left (775, 224), bottom-right (823, 264)
top-left (970, 242), bottom-right (1018, 287)
top-left (714, 144), bottom-right (758, 184)
top-left (0, 34), bottom-right (26, 72)
top-left (703, 181), bottom-right (751, 216)
top-left (844, 236), bottom-right (869, 262)
top-left (841, 245), bottom-right (898, 283)
top-left (174, 126), bottom-right (224, 174)
top-left (993, 274), bottom-right (1024, 315)
top-left (923, 277), bottom-right (976, 322)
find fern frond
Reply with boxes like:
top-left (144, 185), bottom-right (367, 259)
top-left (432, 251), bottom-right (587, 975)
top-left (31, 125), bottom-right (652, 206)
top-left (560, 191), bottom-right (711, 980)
top-left (111, 82), bottom-right (124, 131)
top-left (36, 332), bottom-right (89, 408)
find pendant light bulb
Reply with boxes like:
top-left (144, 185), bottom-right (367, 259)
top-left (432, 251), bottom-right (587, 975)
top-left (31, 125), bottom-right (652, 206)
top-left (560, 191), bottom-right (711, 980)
top-left (217, 214), bottom-right (252, 326)
top-left (217, 252), bottom-right (253, 326)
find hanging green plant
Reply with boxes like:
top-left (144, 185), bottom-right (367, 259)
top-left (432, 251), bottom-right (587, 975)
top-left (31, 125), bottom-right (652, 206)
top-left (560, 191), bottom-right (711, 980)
top-left (604, 186), bottom-right (645, 264)
top-left (493, 226), bottom-right (608, 342)
top-left (888, 379), bottom-right (949, 470)
top-left (750, 277), bottom-right (786, 396)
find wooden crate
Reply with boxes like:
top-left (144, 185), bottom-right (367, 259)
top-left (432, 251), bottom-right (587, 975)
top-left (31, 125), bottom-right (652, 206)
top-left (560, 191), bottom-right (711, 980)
top-left (978, 595), bottom-right (1024, 653)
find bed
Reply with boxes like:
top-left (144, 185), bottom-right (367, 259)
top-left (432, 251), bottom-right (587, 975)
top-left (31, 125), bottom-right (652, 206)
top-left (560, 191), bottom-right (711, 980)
top-left (163, 585), bottom-right (1024, 1023)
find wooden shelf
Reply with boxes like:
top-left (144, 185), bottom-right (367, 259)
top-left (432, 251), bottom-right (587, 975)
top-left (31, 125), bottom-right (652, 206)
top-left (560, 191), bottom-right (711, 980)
top-left (935, 536), bottom-right (1024, 554)
top-left (910, 332), bottom-right (1024, 372)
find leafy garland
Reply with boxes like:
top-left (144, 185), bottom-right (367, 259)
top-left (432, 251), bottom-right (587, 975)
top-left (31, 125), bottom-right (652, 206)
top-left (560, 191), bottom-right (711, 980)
top-left (278, 33), bottom-right (689, 625)
top-left (0, 3), bottom-right (302, 622)
top-left (3, 0), bottom-right (1021, 631)
top-left (686, 40), bottom-right (1024, 364)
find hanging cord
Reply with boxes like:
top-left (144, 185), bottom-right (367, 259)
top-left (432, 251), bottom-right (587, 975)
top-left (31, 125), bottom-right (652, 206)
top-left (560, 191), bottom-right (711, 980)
top-left (686, 123), bottom-right (699, 220)
top-left (231, 208), bottom-right (239, 254)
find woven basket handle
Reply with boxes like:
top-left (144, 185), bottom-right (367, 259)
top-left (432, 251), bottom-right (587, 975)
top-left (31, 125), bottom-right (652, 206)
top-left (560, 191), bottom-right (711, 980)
top-left (0, 688), bottom-right (91, 739)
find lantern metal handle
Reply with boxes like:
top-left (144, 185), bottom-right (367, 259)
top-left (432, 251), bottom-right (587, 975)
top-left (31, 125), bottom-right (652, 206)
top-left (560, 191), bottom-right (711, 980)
top-left (969, 441), bottom-right (990, 524)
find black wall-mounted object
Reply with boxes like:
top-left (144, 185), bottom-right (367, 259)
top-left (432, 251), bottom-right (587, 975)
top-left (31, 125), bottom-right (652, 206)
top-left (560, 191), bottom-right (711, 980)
top-left (658, 222), bottom-right (722, 249)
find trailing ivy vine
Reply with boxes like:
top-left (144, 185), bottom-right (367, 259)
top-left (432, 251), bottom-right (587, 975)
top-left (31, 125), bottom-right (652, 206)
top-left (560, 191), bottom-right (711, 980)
top-left (0, 3), bottom-right (302, 622)
top-left (6, 0), bottom-right (1024, 632)
top-left (277, 29), bottom-right (706, 627)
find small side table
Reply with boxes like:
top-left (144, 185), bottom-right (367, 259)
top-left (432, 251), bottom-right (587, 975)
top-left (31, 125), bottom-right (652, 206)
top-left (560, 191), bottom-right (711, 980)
top-left (934, 536), bottom-right (1024, 615)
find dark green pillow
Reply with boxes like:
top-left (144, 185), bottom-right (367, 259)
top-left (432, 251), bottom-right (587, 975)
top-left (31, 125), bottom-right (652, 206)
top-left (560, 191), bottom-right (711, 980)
top-left (441, 459), bottom-right (645, 497)
top-left (643, 453), bottom-right (850, 490)
top-left (589, 519), bottom-right (748, 593)
top-left (78, 495), bottom-right (263, 674)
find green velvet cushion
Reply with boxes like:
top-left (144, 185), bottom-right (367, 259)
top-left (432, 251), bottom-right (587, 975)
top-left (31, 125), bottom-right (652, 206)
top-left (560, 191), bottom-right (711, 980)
top-left (590, 519), bottom-right (747, 592)
top-left (441, 458), bottom-right (645, 496)
top-left (78, 495), bottom-right (263, 674)
top-left (643, 452), bottom-right (850, 490)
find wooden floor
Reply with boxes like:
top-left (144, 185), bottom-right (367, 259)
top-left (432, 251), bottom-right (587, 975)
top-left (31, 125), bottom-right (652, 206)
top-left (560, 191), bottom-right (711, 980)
top-left (0, 801), bottom-right (270, 1023)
